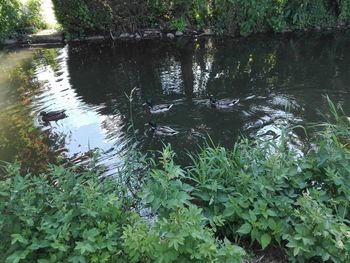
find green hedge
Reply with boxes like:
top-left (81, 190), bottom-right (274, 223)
top-left (52, 0), bottom-right (350, 37)
top-left (51, 0), bottom-right (112, 37)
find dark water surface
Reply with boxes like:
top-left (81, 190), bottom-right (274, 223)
top-left (1, 32), bottom-right (350, 173)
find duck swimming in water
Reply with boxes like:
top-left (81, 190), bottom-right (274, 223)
top-left (143, 99), bottom-right (174, 114)
top-left (209, 96), bottom-right (239, 109)
top-left (40, 110), bottom-right (67, 122)
top-left (147, 121), bottom-right (179, 136)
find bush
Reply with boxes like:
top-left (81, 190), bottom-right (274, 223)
top-left (0, 0), bottom-right (45, 41)
top-left (52, 0), bottom-right (115, 37)
top-left (186, 99), bottom-right (350, 261)
top-left (0, 0), bottom-right (21, 40)
top-left (52, 0), bottom-right (350, 37)
top-left (338, 0), bottom-right (350, 22)
top-left (0, 165), bottom-right (138, 263)
top-left (0, 151), bottom-right (245, 262)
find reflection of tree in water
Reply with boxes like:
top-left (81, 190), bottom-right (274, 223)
top-left (63, 33), bottom-right (350, 154)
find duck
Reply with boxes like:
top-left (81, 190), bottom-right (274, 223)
top-left (40, 110), bottom-right (67, 122)
top-left (143, 99), bottom-right (173, 114)
top-left (209, 96), bottom-right (239, 109)
top-left (147, 121), bottom-right (179, 136)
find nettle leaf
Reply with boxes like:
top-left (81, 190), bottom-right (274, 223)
top-left (267, 218), bottom-right (277, 230)
top-left (75, 241), bottom-right (96, 254)
top-left (6, 249), bottom-right (30, 263)
top-left (83, 228), bottom-right (99, 242)
top-left (237, 223), bottom-right (252, 235)
top-left (11, 234), bottom-right (28, 245)
top-left (28, 239), bottom-right (50, 250)
top-left (68, 255), bottom-right (87, 263)
top-left (260, 233), bottom-right (272, 249)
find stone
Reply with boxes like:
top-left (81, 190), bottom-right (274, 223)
top-left (203, 28), bottom-right (213, 35)
top-left (144, 29), bottom-right (161, 35)
top-left (85, 35), bottom-right (105, 42)
top-left (119, 33), bottom-right (130, 38)
top-left (29, 29), bottom-right (63, 43)
top-left (166, 33), bottom-right (175, 39)
top-left (175, 31), bottom-right (183, 37)
top-left (135, 33), bottom-right (141, 40)
top-left (3, 39), bottom-right (18, 45)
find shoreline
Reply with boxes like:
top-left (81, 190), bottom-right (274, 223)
top-left (1, 25), bottom-right (350, 49)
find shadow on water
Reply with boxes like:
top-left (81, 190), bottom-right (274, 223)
top-left (1, 31), bottom-right (350, 174)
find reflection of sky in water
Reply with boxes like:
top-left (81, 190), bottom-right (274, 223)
top-left (2, 33), bottom-right (349, 172)
top-left (33, 46), bottom-right (126, 172)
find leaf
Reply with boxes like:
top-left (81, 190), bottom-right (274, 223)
top-left (268, 218), bottom-right (276, 230)
top-left (237, 223), bottom-right (252, 235)
top-left (260, 234), bottom-right (271, 249)
top-left (83, 228), bottom-right (99, 242)
top-left (11, 234), bottom-right (28, 245)
top-left (75, 241), bottom-right (96, 254)
top-left (6, 250), bottom-right (29, 263)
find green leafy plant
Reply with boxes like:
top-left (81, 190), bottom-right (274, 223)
top-left (0, 164), bottom-right (139, 263)
top-left (170, 17), bottom-right (186, 32)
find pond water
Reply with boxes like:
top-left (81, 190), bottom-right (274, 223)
top-left (1, 31), bottom-right (350, 174)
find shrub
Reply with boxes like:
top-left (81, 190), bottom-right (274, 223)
top-left (0, 164), bottom-right (138, 263)
top-left (52, 0), bottom-right (350, 37)
top-left (284, 0), bottom-right (337, 29)
top-left (0, 0), bottom-right (45, 41)
top-left (0, 0), bottom-right (21, 40)
top-left (338, 0), bottom-right (350, 22)
top-left (186, 100), bottom-right (350, 262)
top-left (52, 0), bottom-right (113, 37)
top-left (0, 149), bottom-right (246, 262)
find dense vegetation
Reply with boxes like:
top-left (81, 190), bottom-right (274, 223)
top-left (0, 0), bottom-right (45, 41)
top-left (52, 0), bottom-right (350, 37)
top-left (1, 98), bottom-right (350, 262)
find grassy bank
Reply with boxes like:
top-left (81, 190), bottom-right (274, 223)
top-left (1, 99), bottom-right (350, 262)
top-left (51, 0), bottom-right (350, 38)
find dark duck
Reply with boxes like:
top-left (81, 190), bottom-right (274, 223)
top-left (147, 121), bottom-right (179, 136)
top-left (209, 96), bottom-right (239, 109)
top-left (40, 110), bottom-right (67, 123)
top-left (143, 99), bottom-right (174, 114)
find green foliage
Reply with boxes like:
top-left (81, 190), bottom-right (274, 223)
top-left (0, 0), bottom-right (21, 40)
top-left (127, 145), bottom-right (246, 262)
top-left (0, 146), bottom-right (245, 262)
top-left (0, 164), bottom-right (138, 263)
top-left (170, 17), bottom-right (187, 32)
top-left (52, 0), bottom-right (113, 37)
top-left (185, 101), bottom-right (350, 262)
top-left (2, 97), bottom-right (350, 262)
top-left (284, 0), bottom-right (337, 29)
top-left (0, 0), bottom-right (45, 41)
top-left (338, 0), bottom-right (350, 22)
top-left (52, 0), bottom-right (350, 37)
